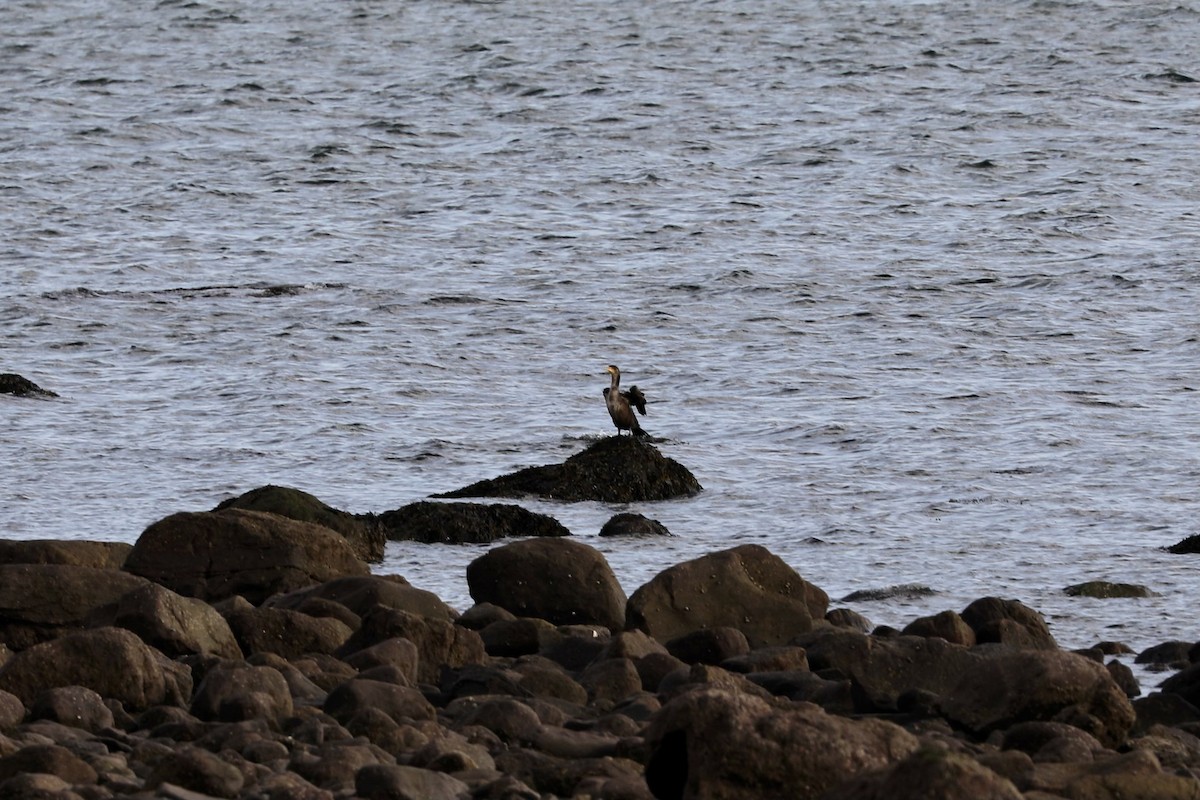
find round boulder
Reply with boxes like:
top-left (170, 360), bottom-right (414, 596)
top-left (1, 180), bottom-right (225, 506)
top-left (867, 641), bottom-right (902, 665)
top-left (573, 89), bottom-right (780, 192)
top-left (123, 508), bottom-right (369, 604)
top-left (626, 544), bottom-right (828, 648)
top-left (113, 582), bottom-right (243, 660)
top-left (466, 538), bottom-right (626, 632)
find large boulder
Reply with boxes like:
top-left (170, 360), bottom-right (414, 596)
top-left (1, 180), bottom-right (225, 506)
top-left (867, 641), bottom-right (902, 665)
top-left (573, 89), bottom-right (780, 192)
top-left (434, 436), bottom-right (702, 502)
top-left (0, 540), bottom-right (131, 569)
top-left (0, 564), bottom-right (152, 649)
top-left (626, 544), bottom-right (828, 647)
top-left (214, 484), bottom-right (385, 562)
top-left (113, 582), bottom-right (243, 659)
top-left (267, 574), bottom-right (456, 621)
top-left (644, 687), bottom-right (919, 800)
top-left (123, 508), bottom-right (369, 604)
top-left (960, 597), bottom-right (1057, 650)
top-left (466, 538), bottom-right (626, 631)
top-left (936, 648), bottom-right (1136, 748)
top-left (373, 500), bottom-right (569, 543)
top-left (0, 627), bottom-right (191, 710)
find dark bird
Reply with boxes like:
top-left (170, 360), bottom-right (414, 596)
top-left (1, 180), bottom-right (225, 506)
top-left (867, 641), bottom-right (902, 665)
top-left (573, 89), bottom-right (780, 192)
top-left (603, 364), bottom-right (647, 437)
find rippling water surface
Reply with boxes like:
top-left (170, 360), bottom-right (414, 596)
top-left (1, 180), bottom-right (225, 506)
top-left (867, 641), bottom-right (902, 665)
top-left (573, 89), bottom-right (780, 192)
top-left (4, 0), bottom-right (1200, 675)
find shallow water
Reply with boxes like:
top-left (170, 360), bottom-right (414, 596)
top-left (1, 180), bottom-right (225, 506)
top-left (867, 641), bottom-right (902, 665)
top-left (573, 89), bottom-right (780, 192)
top-left (4, 0), bottom-right (1200, 684)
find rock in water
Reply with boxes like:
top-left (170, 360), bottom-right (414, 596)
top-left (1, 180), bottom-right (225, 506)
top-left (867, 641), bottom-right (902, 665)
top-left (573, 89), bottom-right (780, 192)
top-left (123, 508), bottom-right (369, 604)
top-left (214, 484), bottom-right (386, 562)
top-left (0, 373), bottom-right (58, 398)
top-left (374, 500), bottom-right (569, 543)
top-left (434, 436), bottom-right (702, 503)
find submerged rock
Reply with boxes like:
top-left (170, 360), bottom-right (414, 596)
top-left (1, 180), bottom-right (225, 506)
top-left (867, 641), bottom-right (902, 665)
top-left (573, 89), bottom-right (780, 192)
top-left (599, 512), bottom-right (672, 537)
top-left (0, 373), bottom-right (58, 398)
top-left (434, 436), bottom-right (702, 503)
top-left (1064, 581), bottom-right (1155, 599)
top-left (374, 500), bottom-right (569, 543)
top-left (215, 484), bottom-right (386, 562)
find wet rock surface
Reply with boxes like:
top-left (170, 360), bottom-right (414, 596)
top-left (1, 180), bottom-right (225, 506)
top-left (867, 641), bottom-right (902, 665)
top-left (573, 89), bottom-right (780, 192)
top-left (1, 517), bottom-right (1199, 800)
top-left (434, 436), bottom-right (703, 502)
top-left (375, 500), bottom-right (570, 544)
top-left (0, 373), bottom-right (58, 398)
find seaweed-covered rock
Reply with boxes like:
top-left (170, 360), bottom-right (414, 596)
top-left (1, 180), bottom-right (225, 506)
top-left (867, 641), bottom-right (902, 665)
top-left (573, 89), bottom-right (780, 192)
top-left (215, 484), bottom-right (385, 562)
top-left (466, 538), bottom-right (627, 631)
top-left (374, 500), bottom-right (569, 543)
top-left (434, 436), bottom-right (701, 502)
top-left (1064, 581), bottom-right (1155, 599)
top-left (626, 544), bottom-right (828, 648)
top-left (124, 508), bottom-right (369, 604)
top-left (0, 373), bottom-right (58, 398)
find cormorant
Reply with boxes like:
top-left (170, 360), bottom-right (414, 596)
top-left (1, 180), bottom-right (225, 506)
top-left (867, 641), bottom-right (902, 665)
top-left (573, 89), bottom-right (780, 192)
top-left (603, 365), bottom-right (647, 436)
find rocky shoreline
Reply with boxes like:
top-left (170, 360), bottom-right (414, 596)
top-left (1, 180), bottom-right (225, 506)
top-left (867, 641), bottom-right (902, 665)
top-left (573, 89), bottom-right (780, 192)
top-left (1, 434), bottom-right (1199, 798)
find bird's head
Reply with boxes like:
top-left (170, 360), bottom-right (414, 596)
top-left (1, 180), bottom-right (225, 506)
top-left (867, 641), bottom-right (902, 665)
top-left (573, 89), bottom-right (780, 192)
top-left (604, 365), bottom-right (620, 377)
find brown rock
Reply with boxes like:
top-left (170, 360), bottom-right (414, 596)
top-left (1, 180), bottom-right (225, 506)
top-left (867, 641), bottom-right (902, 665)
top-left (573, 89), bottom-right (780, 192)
top-left (268, 574), bottom-right (456, 622)
top-left (0, 743), bottom-right (98, 785)
top-left (0, 627), bottom-right (191, 711)
top-left (355, 763), bottom-right (470, 800)
top-left (466, 538), bottom-right (627, 631)
top-left (323, 679), bottom-right (435, 726)
top-left (937, 649), bottom-right (1135, 748)
top-left (822, 746), bottom-right (1024, 800)
top-left (961, 597), bottom-right (1057, 650)
top-left (0, 540), bottom-right (131, 569)
top-left (190, 662), bottom-right (294, 727)
top-left (123, 508), bottom-right (369, 604)
top-left (625, 545), bottom-right (828, 648)
top-left (901, 610), bottom-right (977, 646)
top-left (214, 484), bottom-right (385, 562)
top-left (0, 564), bottom-right (151, 650)
top-left (374, 500), bottom-right (569, 544)
top-left (644, 687), bottom-right (919, 799)
top-left (665, 627), bottom-right (751, 665)
top-left (145, 744), bottom-right (246, 798)
top-left (341, 638), bottom-right (420, 683)
top-left (113, 582), bottom-right (243, 660)
top-left (338, 607), bottom-right (485, 685)
top-left (224, 605), bottom-right (353, 659)
top-left (29, 686), bottom-right (114, 733)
